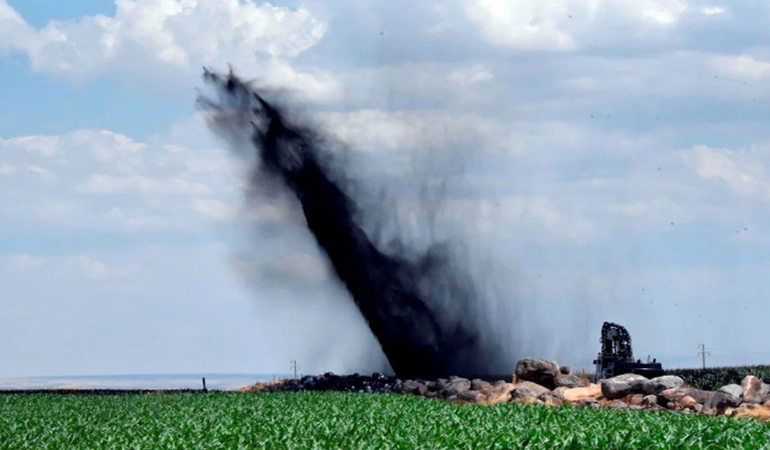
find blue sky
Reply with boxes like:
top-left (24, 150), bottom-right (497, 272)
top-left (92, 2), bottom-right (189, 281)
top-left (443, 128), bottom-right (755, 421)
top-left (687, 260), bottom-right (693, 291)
top-left (2, 0), bottom-right (770, 378)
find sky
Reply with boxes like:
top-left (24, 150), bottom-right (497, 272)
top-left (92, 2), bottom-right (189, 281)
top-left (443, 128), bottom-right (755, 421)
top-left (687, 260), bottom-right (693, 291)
top-left (2, 0), bottom-right (770, 378)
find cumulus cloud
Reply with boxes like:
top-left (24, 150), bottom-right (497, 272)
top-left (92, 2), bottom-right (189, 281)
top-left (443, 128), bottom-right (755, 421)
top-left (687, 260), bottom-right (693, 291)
top-left (8, 135), bottom-right (62, 157)
top-left (465, 0), bottom-right (577, 51)
top-left (627, 0), bottom-right (689, 25)
top-left (709, 54), bottom-right (770, 82)
top-left (0, 0), bottom-right (33, 54)
top-left (684, 144), bottom-right (770, 199)
top-left (446, 64), bottom-right (493, 86)
top-left (25, 165), bottom-right (58, 184)
top-left (8, 254), bottom-right (44, 270)
top-left (0, 128), bottom-right (239, 234)
top-left (465, 0), bottom-right (688, 51)
top-left (0, 0), bottom-right (338, 101)
top-left (193, 198), bottom-right (237, 221)
top-left (318, 109), bottom-right (533, 156)
top-left (701, 6), bottom-right (725, 15)
top-left (18, 0), bottom-right (324, 71)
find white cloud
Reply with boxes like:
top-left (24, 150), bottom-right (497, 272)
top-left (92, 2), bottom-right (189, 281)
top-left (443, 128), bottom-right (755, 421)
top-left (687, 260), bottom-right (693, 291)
top-left (446, 64), bottom-right (493, 86)
top-left (0, 0), bottom-right (337, 101)
top-left (17, 0), bottom-right (325, 73)
top-left (684, 144), bottom-right (770, 199)
top-left (0, 128), bottom-right (240, 232)
top-left (701, 6), bottom-right (725, 16)
top-left (25, 165), bottom-right (57, 183)
top-left (465, 0), bottom-right (688, 50)
top-left (0, 0), bottom-right (34, 54)
top-left (260, 59), bottom-right (341, 102)
top-left (9, 254), bottom-right (44, 270)
top-left (318, 109), bottom-right (536, 155)
top-left (625, 0), bottom-right (688, 25)
top-left (466, 0), bottom-right (576, 51)
top-left (3, 135), bottom-right (61, 157)
top-left (193, 198), bottom-right (236, 220)
top-left (709, 55), bottom-right (770, 82)
top-left (72, 130), bottom-right (148, 163)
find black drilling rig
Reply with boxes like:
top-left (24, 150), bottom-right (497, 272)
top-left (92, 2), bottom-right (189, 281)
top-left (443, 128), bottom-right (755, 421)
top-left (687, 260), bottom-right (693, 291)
top-left (592, 322), bottom-right (664, 381)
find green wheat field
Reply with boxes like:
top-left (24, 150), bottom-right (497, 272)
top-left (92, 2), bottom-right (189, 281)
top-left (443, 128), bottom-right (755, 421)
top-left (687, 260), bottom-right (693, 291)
top-left (2, 392), bottom-right (770, 449)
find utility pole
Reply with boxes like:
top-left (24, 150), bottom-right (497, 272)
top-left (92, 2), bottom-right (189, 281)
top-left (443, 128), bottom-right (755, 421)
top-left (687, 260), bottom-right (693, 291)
top-left (290, 360), bottom-right (298, 380)
top-left (698, 344), bottom-right (710, 369)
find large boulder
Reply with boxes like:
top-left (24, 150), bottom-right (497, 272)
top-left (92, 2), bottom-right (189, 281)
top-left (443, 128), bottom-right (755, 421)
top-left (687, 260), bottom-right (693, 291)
top-left (555, 374), bottom-right (583, 389)
top-left (539, 391), bottom-right (564, 406)
top-left (401, 380), bottom-right (429, 396)
top-left (680, 396), bottom-right (698, 410)
top-left (485, 382), bottom-right (516, 405)
top-left (553, 387), bottom-right (568, 398)
top-left (608, 400), bottom-right (629, 410)
top-left (741, 376), bottom-right (770, 404)
top-left (659, 387), bottom-right (711, 405)
top-left (704, 391), bottom-right (741, 415)
top-left (563, 384), bottom-right (602, 403)
top-left (511, 381), bottom-right (550, 400)
top-left (601, 373), bottom-right (648, 400)
top-left (441, 378), bottom-right (471, 398)
top-left (515, 357), bottom-right (560, 389)
top-left (471, 379), bottom-right (493, 392)
top-left (644, 375), bottom-right (684, 395)
top-left (642, 395), bottom-right (658, 407)
top-left (435, 378), bottom-right (450, 392)
top-left (717, 384), bottom-right (743, 403)
top-left (451, 390), bottom-right (485, 403)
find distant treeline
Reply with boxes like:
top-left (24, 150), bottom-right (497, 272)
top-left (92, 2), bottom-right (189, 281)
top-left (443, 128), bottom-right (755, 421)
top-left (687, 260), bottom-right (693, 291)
top-left (664, 365), bottom-right (770, 391)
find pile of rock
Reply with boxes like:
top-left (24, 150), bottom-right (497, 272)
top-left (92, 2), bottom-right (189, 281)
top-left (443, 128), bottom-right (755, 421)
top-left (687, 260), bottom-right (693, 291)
top-left (399, 358), bottom-right (770, 418)
top-left (244, 357), bottom-right (770, 419)
top-left (246, 372), bottom-right (404, 394)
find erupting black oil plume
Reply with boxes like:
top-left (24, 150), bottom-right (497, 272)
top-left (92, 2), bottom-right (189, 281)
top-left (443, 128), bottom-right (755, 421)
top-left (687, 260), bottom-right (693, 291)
top-left (197, 68), bottom-right (492, 379)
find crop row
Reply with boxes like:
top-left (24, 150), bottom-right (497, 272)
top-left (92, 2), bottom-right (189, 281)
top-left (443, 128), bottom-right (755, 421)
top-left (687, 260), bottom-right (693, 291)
top-left (2, 392), bottom-right (770, 449)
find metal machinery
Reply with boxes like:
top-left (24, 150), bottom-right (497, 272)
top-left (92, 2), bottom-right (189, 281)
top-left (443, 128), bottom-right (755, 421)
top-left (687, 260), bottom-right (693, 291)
top-left (592, 322), bottom-right (664, 381)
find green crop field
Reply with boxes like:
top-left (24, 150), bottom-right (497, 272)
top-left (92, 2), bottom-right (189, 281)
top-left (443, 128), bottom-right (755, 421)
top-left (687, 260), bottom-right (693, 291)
top-left (2, 392), bottom-right (770, 450)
